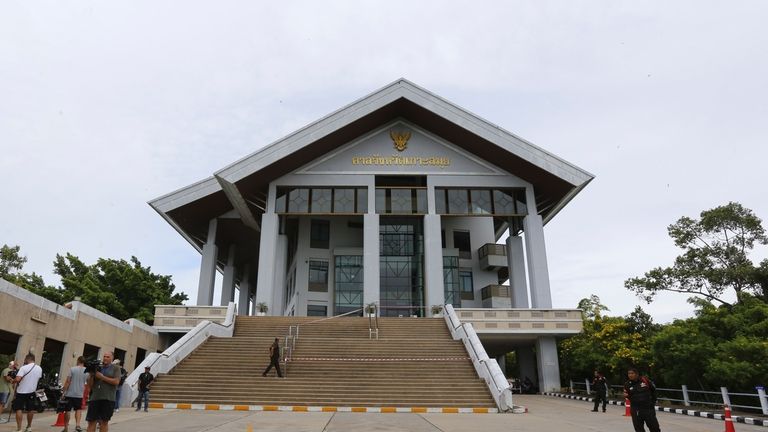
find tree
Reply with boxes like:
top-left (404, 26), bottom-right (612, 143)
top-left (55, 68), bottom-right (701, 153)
top-left (53, 253), bottom-right (187, 323)
top-left (1, 244), bottom-right (187, 324)
top-left (625, 202), bottom-right (768, 306)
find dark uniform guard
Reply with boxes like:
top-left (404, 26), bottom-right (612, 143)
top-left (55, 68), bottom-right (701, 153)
top-left (623, 367), bottom-right (661, 432)
top-left (262, 338), bottom-right (283, 378)
top-left (591, 370), bottom-right (608, 412)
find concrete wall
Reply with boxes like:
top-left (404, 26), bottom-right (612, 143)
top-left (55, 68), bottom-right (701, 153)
top-left (0, 279), bottom-right (160, 380)
top-left (441, 216), bottom-right (499, 308)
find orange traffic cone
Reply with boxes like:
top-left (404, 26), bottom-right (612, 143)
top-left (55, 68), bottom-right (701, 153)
top-left (623, 398), bottom-right (631, 417)
top-left (52, 411), bottom-right (66, 427)
top-left (723, 404), bottom-right (736, 432)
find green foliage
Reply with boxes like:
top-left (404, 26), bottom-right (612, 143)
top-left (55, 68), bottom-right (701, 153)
top-left (625, 202), bottom-right (768, 306)
top-left (560, 296), bottom-right (656, 384)
top-left (1, 244), bottom-right (187, 324)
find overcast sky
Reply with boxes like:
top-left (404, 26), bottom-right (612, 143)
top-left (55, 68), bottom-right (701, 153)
top-left (2, 1), bottom-right (766, 323)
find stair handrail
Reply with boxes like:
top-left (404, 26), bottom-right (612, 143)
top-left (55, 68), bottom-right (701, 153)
top-left (123, 301), bottom-right (238, 407)
top-left (367, 303), bottom-right (379, 340)
top-left (283, 326), bottom-right (298, 377)
top-left (444, 304), bottom-right (514, 412)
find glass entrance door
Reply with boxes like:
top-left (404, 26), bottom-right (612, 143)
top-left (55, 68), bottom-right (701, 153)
top-left (379, 217), bottom-right (425, 317)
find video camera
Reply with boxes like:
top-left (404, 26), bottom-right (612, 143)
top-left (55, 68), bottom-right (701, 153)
top-left (6, 369), bottom-right (17, 379)
top-left (84, 359), bottom-right (102, 374)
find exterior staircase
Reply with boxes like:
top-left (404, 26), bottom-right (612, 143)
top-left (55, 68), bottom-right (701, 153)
top-left (149, 316), bottom-right (496, 408)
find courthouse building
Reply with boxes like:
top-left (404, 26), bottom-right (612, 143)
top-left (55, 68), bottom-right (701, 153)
top-left (150, 79), bottom-right (593, 390)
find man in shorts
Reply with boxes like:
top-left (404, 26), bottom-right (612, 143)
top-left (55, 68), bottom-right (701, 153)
top-left (60, 356), bottom-right (87, 432)
top-left (12, 353), bottom-right (43, 432)
top-left (85, 352), bottom-right (120, 432)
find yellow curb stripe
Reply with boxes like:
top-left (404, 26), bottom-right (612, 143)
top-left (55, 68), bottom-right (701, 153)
top-left (411, 407), bottom-right (427, 413)
top-left (263, 405), bottom-right (278, 411)
top-left (176, 403), bottom-right (191, 410)
top-left (380, 407), bottom-right (397, 413)
top-left (351, 407), bottom-right (367, 413)
top-left (205, 404), bottom-right (220, 410)
top-left (292, 406), bottom-right (308, 412)
top-left (442, 408), bottom-right (459, 413)
top-left (148, 402), bottom-right (164, 409)
top-left (472, 407), bottom-right (489, 414)
top-left (322, 406), bottom-right (337, 412)
top-left (149, 403), bottom-right (497, 414)
top-left (234, 405), bottom-right (249, 411)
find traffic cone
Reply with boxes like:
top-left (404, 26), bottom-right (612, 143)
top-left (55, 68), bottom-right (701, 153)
top-left (623, 398), bottom-right (631, 417)
top-left (52, 411), bottom-right (66, 427)
top-left (723, 404), bottom-right (736, 432)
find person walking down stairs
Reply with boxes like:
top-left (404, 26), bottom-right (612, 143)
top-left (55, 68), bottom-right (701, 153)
top-left (262, 338), bottom-right (283, 378)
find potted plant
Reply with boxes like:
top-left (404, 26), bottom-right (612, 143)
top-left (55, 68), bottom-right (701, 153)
top-left (256, 302), bottom-right (268, 316)
top-left (431, 304), bottom-right (444, 317)
top-left (365, 303), bottom-right (377, 317)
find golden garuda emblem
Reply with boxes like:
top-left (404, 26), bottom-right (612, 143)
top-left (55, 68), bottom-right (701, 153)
top-left (389, 130), bottom-right (411, 152)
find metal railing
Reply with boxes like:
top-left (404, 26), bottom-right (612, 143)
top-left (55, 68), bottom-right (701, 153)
top-left (367, 303), bottom-right (379, 340)
top-left (478, 243), bottom-right (507, 259)
top-left (568, 378), bottom-right (768, 415)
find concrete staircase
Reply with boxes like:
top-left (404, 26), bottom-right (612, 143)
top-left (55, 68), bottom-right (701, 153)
top-left (149, 316), bottom-right (495, 408)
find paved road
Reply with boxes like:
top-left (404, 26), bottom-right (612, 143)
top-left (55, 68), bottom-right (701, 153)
top-left (1, 395), bottom-right (764, 431)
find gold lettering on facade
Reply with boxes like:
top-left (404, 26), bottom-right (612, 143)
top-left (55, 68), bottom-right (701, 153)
top-left (351, 154), bottom-right (451, 168)
top-left (389, 130), bottom-right (411, 152)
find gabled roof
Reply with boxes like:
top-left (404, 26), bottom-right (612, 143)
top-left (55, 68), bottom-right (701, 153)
top-left (149, 78), bottom-right (594, 252)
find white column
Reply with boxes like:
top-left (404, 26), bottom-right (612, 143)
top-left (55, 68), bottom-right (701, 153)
top-left (197, 218), bottom-right (218, 306)
top-left (363, 213), bottom-right (380, 308)
top-left (506, 234), bottom-right (529, 308)
top-left (523, 214), bottom-right (552, 308)
top-left (220, 245), bottom-right (236, 306)
top-left (423, 214), bottom-right (444, 310)
top-left (536, 336), bottom-right (561, 392)
top-left (271, 234), bottom-right (288, 316)
top-left (255, 212), bottom-right (279, 314)
top-left (238, 265), bottom-right (250, 316)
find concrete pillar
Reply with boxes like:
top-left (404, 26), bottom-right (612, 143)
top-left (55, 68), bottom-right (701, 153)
top-left (506, 234), bottom-right (529, 308)
top-left (197, 218), bottom-right (218, 306)
top-left (363, 212), bottom-right (380, 308)
top-left (238, 265), bottom-right (251, 316)
top-left (423, 213), bottom-right (445, 310)
top-left (255, 212), bottom-right (279, 314)
top-left (536, 336), bottom-right (561, 392)
top-left (518, 345), bottom-right (537, 382)
top-left (523, 214), bottom-right (552, 308)
top-left (220, 245), bottom-right (236, 306)
top-left (271, 234), bottom-right (288, 315)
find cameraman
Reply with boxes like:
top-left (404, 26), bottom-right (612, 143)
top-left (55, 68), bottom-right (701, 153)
top-left (60, 356), bottom-right (87, 432)
top-left (12, 353), bottom-right (43, 432)
top-left (0, 360), bottom-right (14, 421)
top-left (85, 352), bottom-right (120, 432)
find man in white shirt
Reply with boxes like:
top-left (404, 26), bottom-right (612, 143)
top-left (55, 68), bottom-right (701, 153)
top-left (12, 353), bottom-right (43, 432)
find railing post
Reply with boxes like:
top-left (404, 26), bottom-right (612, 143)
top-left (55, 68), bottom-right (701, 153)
top-left (570, 380), bottom-right (574, 394)
top-left (757, 386), bottom-right (768, 415)
top-left (721, 387), bottom-right (731, 407)
top-left (585, 378), bottom-right (591, 394)
top-left (682, 385), bottom-right (690, 407)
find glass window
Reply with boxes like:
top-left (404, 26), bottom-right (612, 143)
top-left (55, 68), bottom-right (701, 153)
top-left (390, 189), bottom-right (412, 213)
top-left (288, 188), bottom-right (309, 213)
top-left (447, 189), bottom-right (469, 214)
top-left (453, 231), bottom-right (471, 259)
top-left (435, 189), bottom-right (447, 214)
top-left (333, 189), bottom-right (355, 213)
top-left (275, 189), bottom-right (287, 213)
top-left (308, 260), bottom-right (329, 292)
top-left (415, 189), bottom-right (427, 214)
top-left (310, 219), bottom-right (330, 249)
top-left (493, 190), bottom-right (515, 214)
top-left (443, 256), bottom-right (460, 308)
top-left (375, 189), bottom-right (387, 214)
top-left (335, 255), bottom-right (363, 316)
top-left (459, 269), bottom-right (474, 300)
top-left (356, 188), bottom-right (368, 213)
top-left (515, 190), bottom-right (528, 215)
top-left (470, 189), bottom-right (493, 215)
top-left (307, 305), bottom-right (327, 317)
top-left (310, 188), bottom-right (332, 213)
